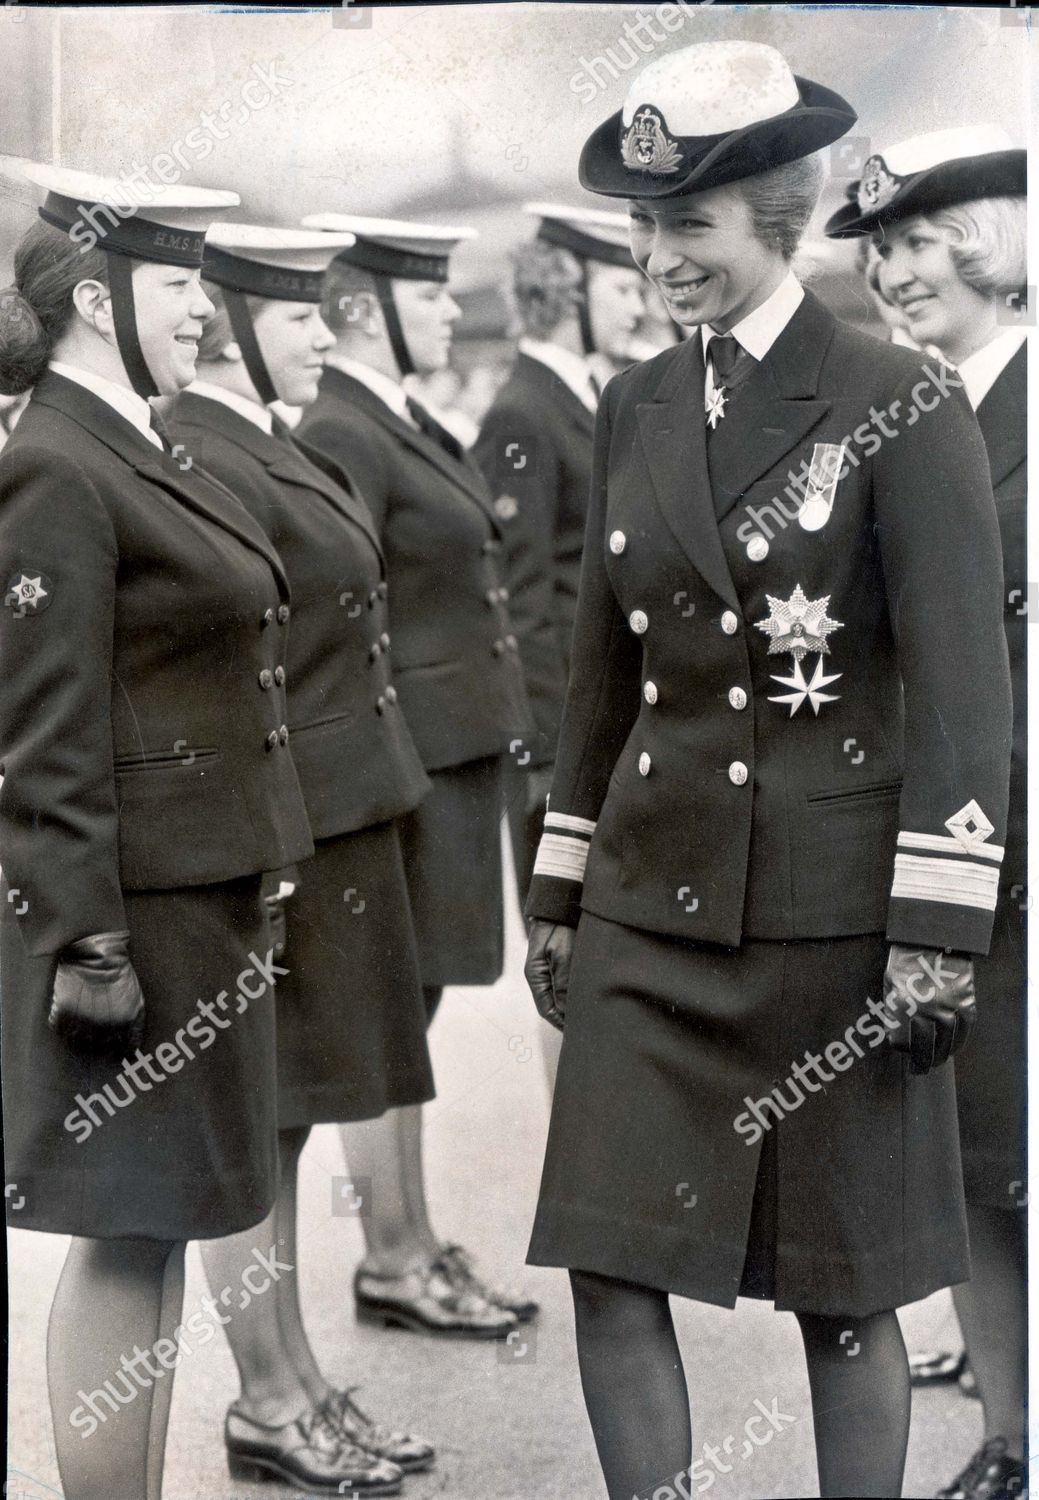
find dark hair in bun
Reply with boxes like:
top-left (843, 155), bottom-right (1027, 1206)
top-left (0, 219), bottom-right (110, 395)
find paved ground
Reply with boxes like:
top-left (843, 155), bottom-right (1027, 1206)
top-left (7, 846), bottom-right (984, 1500)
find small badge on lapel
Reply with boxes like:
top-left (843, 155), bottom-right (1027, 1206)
top-left (705, 386), bottom-right (727, 430)
top-left (798, 443), bottom-right (846, 532)
top-left (4, 570), bottom-right (53, 617)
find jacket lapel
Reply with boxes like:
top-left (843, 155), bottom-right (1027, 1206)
top-left (706, 289), bottom-right (834, 519)
top-left (636, 338), bottom-right (740, 610)
top-left (173, 391), bottom-right (384, 561)
top-left (975, 344), bottom-right (1026, 491)
top-left (322, 366), bottom-right (501, 530)
top-left (516, 353), bottom-right (596, 438)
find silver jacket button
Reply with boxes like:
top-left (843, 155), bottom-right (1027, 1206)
top-left (609, 530), bottom-right (627, 555)
top-left (728, 686), bottom-right (747, 710)
top-left (638, 752), bottom-right (652, 776)
top-left (629, 609), bottom-right (648, 635)
top-left (643, 680), bottom-right (658, 705)
top-left (721, 610), bottom-right (739, 635)
top-left (746, 534), bottom-right (769, 563)
top-left (728, 761), bottom-right (748, 785)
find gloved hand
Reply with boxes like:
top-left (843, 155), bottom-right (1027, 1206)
top-left (524, 919), bottom-right (575, 1032)
top-left (263, 889), bottom-right (291, 960)
top-left (49, 930), bottom-right (145, 1055)
top-left (881, 943), bottom-right (976, 1075)
top-left (524, 765), bottom-right (555, 821)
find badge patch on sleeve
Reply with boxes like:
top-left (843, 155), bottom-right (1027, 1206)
top-left (4, 570), bottom-right (53, 616)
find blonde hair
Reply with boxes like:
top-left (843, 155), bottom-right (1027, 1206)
top-left (508, 240), bottom-right (584, 339)
top-left (927, 196), bottom-right (1026, 299)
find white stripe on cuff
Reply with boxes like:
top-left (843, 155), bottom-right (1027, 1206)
top-left (533, 833), bottom-right (591, 882)
top-left (544, 811), bottom-right (597, 836)
top-left (897, 831), bottom-right (1004, 863)
top-left (891, 853), bottom-right (1000, 911)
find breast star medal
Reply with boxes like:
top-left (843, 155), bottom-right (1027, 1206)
top-left (705, 385), bottom-right (727, 429)
top-left (754, 584), bottom-right (844, 716)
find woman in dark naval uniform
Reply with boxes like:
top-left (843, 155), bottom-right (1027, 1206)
top-left (522, 43), bottom-right (1013, 1500)
top-left (0, 166), bottom-right (313, 1499)
top-left (295, 215), bottom-right (537, 1338)
top-left (829, 125), bottom-right (1027, 1500)
top-left (168, 223), bottom-right (438, 1496)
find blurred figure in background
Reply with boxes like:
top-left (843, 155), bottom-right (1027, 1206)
top-left (473, 204), bottom-right (642, 1087)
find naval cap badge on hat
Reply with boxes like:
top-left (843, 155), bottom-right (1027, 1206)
top-left (825, 125), bottom-right (1025, 238)
top-left (580, 40), bottom-right (856, 200)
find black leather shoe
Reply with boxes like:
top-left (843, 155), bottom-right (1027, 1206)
top-left (937, 1438), bottom-right (1026, 1499)
top-left (437, 1241), bottom-right (540, 1322)
top-left (910, 1349), bottom-right (967, 1386)
top-left (354, 1258), bottom-right (518, 1338)
top-left (225, 1401), bottom-right (403, 1494)
top-left (324, 1386), bottom-right (435, 1473)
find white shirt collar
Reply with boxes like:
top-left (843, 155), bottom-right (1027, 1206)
top-left (323, 353), bottom-right (413, 424)
top-left (518, 338), bottom-right (599, 412)
top-left (700, 271), bottom-right (805, 365)
top-left (953, 328), bottom-right (1027, 412)
top-left (48, 359), bottom-right (162, 450)
top-left (188, 379), bottom-right (274, 435)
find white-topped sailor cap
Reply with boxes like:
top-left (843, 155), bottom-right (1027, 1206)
top-left (203, 223), bottom-right (358, 302)
top-left (825, 125), bottom-right (1025, 238)
top-left (22, 162), bottom-right (239, 268)
top-left (579, 40), bottom-right (856, 200)
top-left (300, 213), bottom-right (476, 283)
top-left (201, 224), bottom-right (358, 407)
top-left (523, 202), bottom-right (634, 270)
top-left (21, 162), bottom-right (239, 400)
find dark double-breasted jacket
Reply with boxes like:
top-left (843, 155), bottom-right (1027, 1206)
top-left (295, 366), bottom-right (532, 772)
top-left (474, 351), bottom-right (595, 765)
top-left (168, 391), bottom-right (430, 838)
top-left (525, 290), bottom-right (1012, 956)
top-left (0, 372), bottom-right (314, 960)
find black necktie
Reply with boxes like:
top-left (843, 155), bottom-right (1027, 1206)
top-left (707, 333), bottom-right (754, 399)
top-left (406, 395), bottom-right (466, 464)
top-left (148, 405), bottom-right (174, 454)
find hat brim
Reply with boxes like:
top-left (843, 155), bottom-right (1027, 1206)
top-left (824, 149), bottom-right (1026, 238)
top-left (579, 76), bottom-right (856, 200)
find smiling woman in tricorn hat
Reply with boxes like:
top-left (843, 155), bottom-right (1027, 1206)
top-left (522, 41), bottom-right (1013, 1500)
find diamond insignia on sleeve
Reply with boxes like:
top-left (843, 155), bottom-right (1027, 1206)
top-left (944, 800), bottom-right (995, 853)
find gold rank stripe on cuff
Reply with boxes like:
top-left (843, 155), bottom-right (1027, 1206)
top-left (890, 853), bottom-right (1000, 911)
top-left (533, 811), bottom-right (597, 882)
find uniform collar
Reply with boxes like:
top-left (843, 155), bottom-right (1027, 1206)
top-left (953, 327), bottom-right (1027, 412)
top-left (187, 379), bottom-right (274, 434)
top-left (518, 338), bottom-right (599, 412)
top-left (700, 271), bottom-right (805, 363)
top-left (48, 359), bottom-right (163, 450)
top-left (322, 353), bottom-right (413, 424)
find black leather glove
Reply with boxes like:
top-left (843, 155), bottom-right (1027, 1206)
top-left (263, 891), bottom-right (288, 959)
top-left (881, 943), bottom-right (976, 1075)
top-left (49, 930), bottom-right (145, 1055)
top-left (525, 919), bottom-right (575, 1032)
top-left (524, 765), bottom-right (555, 821)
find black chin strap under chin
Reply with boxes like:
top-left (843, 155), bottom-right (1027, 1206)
top-left (576, 259), bottom-right (596, 357)
top-left (223, 289), bottom-right (280, 406)
top-left (105, 252), bottom-right (159, 399)
top-left (373, 273), bottom-right (415, 378)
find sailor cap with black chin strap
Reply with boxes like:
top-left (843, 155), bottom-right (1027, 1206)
top-left (301, 213), bottom-right (476, 378)
top-left (21, 163), bottom-right (239, 400)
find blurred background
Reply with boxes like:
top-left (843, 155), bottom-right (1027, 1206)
top-left (0, 3), bottom-right (1030, 426)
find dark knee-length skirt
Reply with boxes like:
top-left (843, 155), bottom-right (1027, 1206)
top-left (527, 912), bottom-right (970, 1317)
top-left (274, 822), bottom-right (435, 1128)
top-left (953, 898), bottom-right (1026, 1209)
top-left (2, 874), bottom-right (279, 1241)
top-left (397, 754), bottom-right (505, 989)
